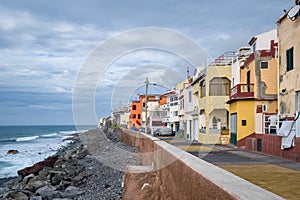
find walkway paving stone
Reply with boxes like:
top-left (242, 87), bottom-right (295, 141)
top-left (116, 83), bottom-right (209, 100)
top-left (158, 136), bottom-right (300, 199)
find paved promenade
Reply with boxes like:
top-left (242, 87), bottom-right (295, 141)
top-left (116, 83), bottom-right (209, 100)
top-left (159, 136), bottom-right (300, 200)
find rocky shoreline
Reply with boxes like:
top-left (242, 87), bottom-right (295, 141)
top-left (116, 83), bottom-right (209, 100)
top-left (0, 128), bottom-right (141, 200)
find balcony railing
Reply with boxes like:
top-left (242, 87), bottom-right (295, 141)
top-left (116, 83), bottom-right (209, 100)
top-left (230, 84), bottom-right (254, 99)
top-left (207, 51), bottom-right (236, 66)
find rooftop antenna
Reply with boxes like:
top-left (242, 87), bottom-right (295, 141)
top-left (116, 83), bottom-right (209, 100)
top-left (186, 66), bottom-right (190, 78)
top-left (287, 4), bottom-right (300, 21)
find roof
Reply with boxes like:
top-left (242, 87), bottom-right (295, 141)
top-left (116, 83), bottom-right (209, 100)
top-left (277, 3), bottom-right (298, 23)
top-left (163, 90), bottom-right (176, 96)
top-left (191, 74), bottom-right (205, 86)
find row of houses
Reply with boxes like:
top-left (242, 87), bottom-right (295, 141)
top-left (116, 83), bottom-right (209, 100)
top-left (111, 0), bottom-right (300, 161)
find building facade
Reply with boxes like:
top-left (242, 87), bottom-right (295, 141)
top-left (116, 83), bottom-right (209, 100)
top-left (227, 29), bottom-right (278, 146)
top-left (196, 52), bottom-right (233, 144)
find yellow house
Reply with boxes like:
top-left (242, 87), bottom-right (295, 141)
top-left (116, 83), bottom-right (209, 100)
top-left (195, 52), bottom-right (233, 144)
top-left (227, 30), bottom-right (278, 146)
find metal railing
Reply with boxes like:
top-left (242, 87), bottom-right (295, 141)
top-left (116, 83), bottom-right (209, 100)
top-left (230, 84), bottom-right (254, 99)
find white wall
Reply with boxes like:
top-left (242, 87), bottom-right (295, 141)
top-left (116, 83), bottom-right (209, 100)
top-left (253, 29), bottom-right (277, 50)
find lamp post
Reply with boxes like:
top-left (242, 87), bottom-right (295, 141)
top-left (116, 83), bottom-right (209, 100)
top-left (144, 78), bottom-right (168, 134)
top-left (145, 77), bottom-right (149, 128)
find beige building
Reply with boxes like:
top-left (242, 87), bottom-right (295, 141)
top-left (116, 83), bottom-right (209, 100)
top-left (278, 1), bottom-right (300, 137)
top-left (111, 105), bottom-right (131, 128)
top-left (194, 52), bottom-right (233, 144)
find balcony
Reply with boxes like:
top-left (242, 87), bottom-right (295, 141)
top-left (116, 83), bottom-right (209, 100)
top-left (230, 84), bottom-right (254, 99)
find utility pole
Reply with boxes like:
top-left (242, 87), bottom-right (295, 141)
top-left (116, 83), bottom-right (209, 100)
top-left (145, 77), bottom-right (149, 128)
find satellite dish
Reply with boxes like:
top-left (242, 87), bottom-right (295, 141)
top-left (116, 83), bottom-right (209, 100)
top-left (287, 5), bottom-right (300, 20)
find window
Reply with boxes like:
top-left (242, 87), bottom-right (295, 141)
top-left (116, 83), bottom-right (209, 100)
top-left (132, 105), bottom-right (137, 110)
top-left (188, 91), bottom-right (192, 102)
top-left (209, 77), bottom-right (231, 96)
top-left (200, 80), bottom-right (206, 97)
top-left (138, 114), bottom-right (141, 119)
top-left (173, 111), bottom-right (178, 117)
top-left (286, 47), bottom-right (294, 72)
top-left (180, 99), bottom-right (184, 110)
top-left (260, 61), bottom-right (268, 69)
top-left (242, 120), bottom-right (247, 126)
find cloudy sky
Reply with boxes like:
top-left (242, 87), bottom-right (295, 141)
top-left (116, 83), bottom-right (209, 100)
top-left (0, 0), bottom-right (293, 125)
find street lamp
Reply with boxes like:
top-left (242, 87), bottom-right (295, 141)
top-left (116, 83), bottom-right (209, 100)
top-left (145, 78), bottom-right (159, 128)
top-left (145, 78), bottom-right (167, 134)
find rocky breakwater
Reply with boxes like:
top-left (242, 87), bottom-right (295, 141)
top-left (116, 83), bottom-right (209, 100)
top-left (0, 128), bottom-right (141, 200)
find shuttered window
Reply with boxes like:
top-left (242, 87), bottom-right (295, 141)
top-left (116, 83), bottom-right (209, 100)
top-left (209, 77), bottom-right (231, 96)
top-left (286, 47), bottom-right (294, 72)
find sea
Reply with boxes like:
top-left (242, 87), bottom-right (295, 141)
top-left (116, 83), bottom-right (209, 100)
top-left (0, 125), bottom-right (96, 178)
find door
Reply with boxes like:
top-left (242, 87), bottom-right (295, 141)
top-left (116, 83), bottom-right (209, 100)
top-left (175, 122), bottom-right (180, 133)
top-left (193, 119), bottom-right (199, 141)
top-left (296, 91), bottom-right (300, 137)
top-left (247, 70), bottom-right (251, 92)
top-left (230, 113), bottom-right (237, 146)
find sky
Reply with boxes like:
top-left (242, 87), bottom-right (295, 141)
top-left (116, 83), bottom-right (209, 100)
top-left (0, 0), bottom-right (294, 125)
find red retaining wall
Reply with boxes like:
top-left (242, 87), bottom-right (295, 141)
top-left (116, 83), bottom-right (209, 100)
top-left (239, 134), bottom-right (300, 162)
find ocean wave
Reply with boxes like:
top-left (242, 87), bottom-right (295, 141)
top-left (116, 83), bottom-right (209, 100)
top-left (16, 136), bottom-right (39, 142)
top-left (41, 133), bottom-right (58, 138)
top-left (76, 129), bottom-right (89, 133)
top-left (0, 138), bottom-right (16, 143)
top-left (59, 131), bottom-right (77, 135)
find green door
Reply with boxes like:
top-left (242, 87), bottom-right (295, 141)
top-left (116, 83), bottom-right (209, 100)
top-left (230, 114), bottom-right (237, 146)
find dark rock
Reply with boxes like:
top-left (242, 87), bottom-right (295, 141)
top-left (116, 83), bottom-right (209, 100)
top-left (18, 156), bottom-right (59, 177)
top-left (30, 195), bottom-right (43, 200)
top-left (24, 179), bottom-right (48, 193)
top-left (7, 149), bottom-right (19, 154)
top-left (21, 174), bottom-right (35, 189)
top-left (51, 173), bottom-right (65, 186)
top-left (36, 185), bottom-right (60, 199)
top-left (57, 180), bottom-right (71, 190)
top-left (60, 186), bottom-right (84, 198)
top-left (71, 175), bottom-right (85, 186)
top-left (4, 177), bottom-right (21, 189)
top-left (3, 190), bottom-right (30, 200)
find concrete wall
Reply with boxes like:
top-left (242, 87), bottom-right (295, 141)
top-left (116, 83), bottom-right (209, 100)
top-left (121, 129), bottom-right (283, 200)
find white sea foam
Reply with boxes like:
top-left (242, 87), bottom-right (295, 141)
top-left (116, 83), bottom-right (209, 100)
top-left (0, 138), bottom-right (70, 178)
top-left (77, 129), bottom-right (89, 133)
top-left (41, 133), bottom-right (58, 138)
top-left (16, 136), bottom-right (39, 142)
top-left (60, 130), bottom-right (77, 135)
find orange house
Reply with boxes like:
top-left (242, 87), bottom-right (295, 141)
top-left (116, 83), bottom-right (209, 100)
top-left (129, 94), bottom-right (167, 129)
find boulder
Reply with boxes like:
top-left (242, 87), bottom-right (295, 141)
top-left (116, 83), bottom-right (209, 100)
top-left (57, 180), bottom-right (71, 190)
top-left (4, 177), bottom-right (22, 189)
top-left (30, 196), bottom-right (43, 200)
top-left (36, 185), bottom-right (60, 199)
top-left (21, 174), bottom-right (35, 189)
top-left (60, 186), bottom-right (84, 198)
top-left (18, 156), bottom-right (59, 177)
top-left (24, 177), bottom-right (48, 193)
top-left (7, 149), bottom-right (19, 154)
top-left (51, 173), bottom-right (65, 186)
top-left (3, 190), bottom-right (30, 200)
